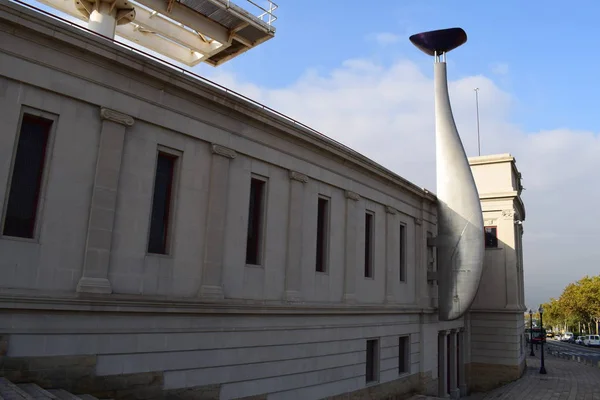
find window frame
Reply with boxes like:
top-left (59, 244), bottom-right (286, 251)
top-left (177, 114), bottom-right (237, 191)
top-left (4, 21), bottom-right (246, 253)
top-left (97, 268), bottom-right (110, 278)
top-left (484, 225), bottom-right (499, 249)
top-left (398, 335), bottom-right (410, 375)
top-left (399, 223), bottom-right (407, 282)
top-left (146, 146), bottom-right (181, 256)
top-left (364, 210), bottom-right (375, 278)
top-left (1, 107), bottom-right (57, 242)
top-left (245, 174), bottom-right (268, 267)
top-left (315, 194), bottom-right (331, 273)
top-left (365, 338), bottom-right (380, 384)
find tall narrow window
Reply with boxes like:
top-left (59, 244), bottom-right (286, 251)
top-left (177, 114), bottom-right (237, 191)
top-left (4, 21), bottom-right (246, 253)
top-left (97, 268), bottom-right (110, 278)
top-left (246, 177), bottom-right (266, 265)
top-left (3, 114), bottom-right (52, 238)
top-left (484, 226), bottom-right (498, 248)
top-left (399, 223), bottom-right (406, 282)
top-left (398, 336), bottom-right (409, 374)
top-left (316, 196), bottom-right (330, 272)
top-left (364, 211), bottom-right (374, 278)
top-left (147, 152), bottom-right (177, 254)
top-left (366, 339), bottom-right (379, 383)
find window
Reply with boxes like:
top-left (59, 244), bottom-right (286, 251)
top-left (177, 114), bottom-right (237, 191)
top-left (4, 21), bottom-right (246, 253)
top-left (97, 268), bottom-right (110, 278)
top-left (399, 223), bottom-right (406, 282)
top-left (398, 336), bottom-right (409, 374)
top-left (316, 196), bottom-right (330, 272)
top-left (366, 339), bottom-right (379, 383)
top-left (3, 113), bottom-right (53, 238)
top-left (364, 211), bottom-right (374, 278)
top-left (484, 226), bottom-right (498, 248)
top-left (147, 151), bottom-right (177, 254)
top-left (246, 176), bottom-right (266, 265)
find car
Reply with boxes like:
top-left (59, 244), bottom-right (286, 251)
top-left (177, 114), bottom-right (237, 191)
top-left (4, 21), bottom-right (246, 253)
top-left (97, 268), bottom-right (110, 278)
top-left (562, 332), bottom-right (574, 342)
top-left (584, 335), bottom-right (600, 347)
top-left (575, 336), bottom-right (586, 345)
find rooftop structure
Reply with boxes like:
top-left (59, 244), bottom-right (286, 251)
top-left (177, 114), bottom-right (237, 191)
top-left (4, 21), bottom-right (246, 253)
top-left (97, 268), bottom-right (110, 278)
top-left (34, 0), bottom-right (277, 66)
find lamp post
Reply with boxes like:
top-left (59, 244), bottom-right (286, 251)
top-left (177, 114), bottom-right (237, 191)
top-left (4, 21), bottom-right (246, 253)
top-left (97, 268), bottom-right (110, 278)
top-left (539, 305), bottom-right (547, 374)
top-left (529, 309), bottom-right (535, 356)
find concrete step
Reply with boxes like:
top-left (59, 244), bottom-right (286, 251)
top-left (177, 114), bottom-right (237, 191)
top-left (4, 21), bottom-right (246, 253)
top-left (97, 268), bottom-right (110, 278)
top-left (0, 378), bottom-right (33, 400)
top-left (45, 391), bottom-right (79, 400)
top-left (17, 384), bottom-right (57, 400)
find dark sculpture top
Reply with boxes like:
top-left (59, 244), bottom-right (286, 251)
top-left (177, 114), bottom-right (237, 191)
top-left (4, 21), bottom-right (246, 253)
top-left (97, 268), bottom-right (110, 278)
top-left (409, 28), bottom-right (467, 56)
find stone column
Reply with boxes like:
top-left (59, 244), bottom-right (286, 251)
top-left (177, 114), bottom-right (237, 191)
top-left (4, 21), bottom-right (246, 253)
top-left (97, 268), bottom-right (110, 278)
top-left (385, 206), bottom-right (397, 303)
top-left (342, 190), bottom-right (360, 303)
top-left (438, 330), bottom-right (450, 398)
top-left (77, 108), bottom-right (133, 294)
top-left (449, 330), bottom-right (459, 399)
top-left (284, 171), bottom-right (308, 302)
top-left (458, 328), bottom-right (467, 396)
top-left (199, 144), bottom-right (236, 299)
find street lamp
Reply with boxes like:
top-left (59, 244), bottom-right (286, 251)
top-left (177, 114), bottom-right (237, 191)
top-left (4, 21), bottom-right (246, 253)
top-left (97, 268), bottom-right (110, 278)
top-left (529, 309), bottom-right (535, 356)
top-left (539, 305), bottom-right (547, 374)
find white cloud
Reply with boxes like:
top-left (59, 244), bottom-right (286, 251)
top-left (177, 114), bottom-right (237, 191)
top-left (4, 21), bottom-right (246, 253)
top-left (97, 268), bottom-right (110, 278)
top-left (490, 62), bottom-right (509, 75)
top-left (207, 58), bottom-right (600, 309)
top-left (371, 32), bottom-right (402, 46)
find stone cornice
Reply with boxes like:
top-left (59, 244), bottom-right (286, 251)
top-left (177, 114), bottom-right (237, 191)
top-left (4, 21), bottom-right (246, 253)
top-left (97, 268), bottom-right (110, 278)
top-left (345, 191), bottom-right (360, 201)
top-left (469, 307), bottom-right (528, 314)
top-left (0, 289), bottom-right (436, 316)
top-left (100, 107), bottom-right (134, 126)
top-left (385, 206), bottom-right (397, 215)
top-left (211, 144), bottom-right (237, 159)
top-left (289, 171), bottom-right (308, 183)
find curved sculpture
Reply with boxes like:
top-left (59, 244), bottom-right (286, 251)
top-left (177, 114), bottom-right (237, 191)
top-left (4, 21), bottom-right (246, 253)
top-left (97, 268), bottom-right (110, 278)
top-left (409, 28), bottom-right (485, 321)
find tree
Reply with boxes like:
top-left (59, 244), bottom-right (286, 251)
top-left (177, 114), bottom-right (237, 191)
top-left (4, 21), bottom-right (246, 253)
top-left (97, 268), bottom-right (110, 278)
top-left (537, 274), bottom-right (600, 335)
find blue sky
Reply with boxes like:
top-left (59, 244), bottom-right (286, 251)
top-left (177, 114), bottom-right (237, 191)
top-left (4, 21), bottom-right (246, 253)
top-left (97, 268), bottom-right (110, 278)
top-left (16, 0), bottom-right (600, 309)
top-left (213, 0), bottom-right (600, 134)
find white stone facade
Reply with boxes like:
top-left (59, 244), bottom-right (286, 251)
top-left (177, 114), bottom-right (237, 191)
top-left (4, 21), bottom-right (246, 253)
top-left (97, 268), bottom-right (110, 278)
top-left (0, 2), bottom-right (473, 399)
top-left (467, 154), bottom-right (527, 392)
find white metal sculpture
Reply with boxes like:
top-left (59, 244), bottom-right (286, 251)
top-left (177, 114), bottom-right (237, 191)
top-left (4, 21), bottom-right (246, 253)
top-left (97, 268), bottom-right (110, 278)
top-left (410, 28), bottom-right (485, 321)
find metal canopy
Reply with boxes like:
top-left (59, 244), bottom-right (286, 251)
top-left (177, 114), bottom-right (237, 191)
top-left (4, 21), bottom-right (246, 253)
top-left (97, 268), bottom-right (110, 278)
top-left (36, 0), bottom-right (277, 66)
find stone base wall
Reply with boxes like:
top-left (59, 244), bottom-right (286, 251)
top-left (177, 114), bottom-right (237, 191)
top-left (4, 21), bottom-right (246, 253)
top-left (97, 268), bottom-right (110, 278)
top-left (466, 359), bottom-right (526, 393)
top-left (0, 353), bottom-right (431, 400)
top-left (0, 309), bottom-right (447, 400)
top-left (326, 372), bottom-right (422, 400)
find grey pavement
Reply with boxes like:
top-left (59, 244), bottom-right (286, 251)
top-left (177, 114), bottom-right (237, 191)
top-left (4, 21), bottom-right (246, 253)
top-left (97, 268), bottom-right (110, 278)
top-left (464, 352), bottom-right (600, 400)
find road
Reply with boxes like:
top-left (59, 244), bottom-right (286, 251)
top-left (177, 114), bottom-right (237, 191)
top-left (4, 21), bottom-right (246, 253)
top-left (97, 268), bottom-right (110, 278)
top-left (543, 339), bottom-right (600, 365)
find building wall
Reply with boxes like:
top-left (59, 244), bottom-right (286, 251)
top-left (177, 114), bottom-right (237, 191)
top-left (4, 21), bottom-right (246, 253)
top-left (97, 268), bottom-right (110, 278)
top-left (467, 155), bottom-right (527, 393)
top-left (0, 2), bottom-right (465, 399)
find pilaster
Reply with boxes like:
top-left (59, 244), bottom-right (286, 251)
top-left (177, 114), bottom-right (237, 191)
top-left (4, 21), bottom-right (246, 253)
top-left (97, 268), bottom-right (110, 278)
top-left (458, 328), bottom-right (467, 396)
top-left (199, 144), bottom-right (236, 299)
top-left (284, 170), bottom-right (308, 302)
top-left (438, 329), bottom-right (450, 398)
top-left (449, 329), bottom-right (459, 399)
top-left (76, 108), bottom-right (133, 294)
top-left (501, 208), bottom-right (520, 309)
top-left (342, 190), bottom-right (360, 303)
top-left (384, 205), bottom-right (397, 303)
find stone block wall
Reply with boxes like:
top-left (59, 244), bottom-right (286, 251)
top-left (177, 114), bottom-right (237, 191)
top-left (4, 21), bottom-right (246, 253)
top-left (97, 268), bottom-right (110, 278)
top-left (0, 310), bottom-right (435, 399)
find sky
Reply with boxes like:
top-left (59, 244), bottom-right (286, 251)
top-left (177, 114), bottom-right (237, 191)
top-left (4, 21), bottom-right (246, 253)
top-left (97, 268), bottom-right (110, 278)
top-left (18, 0), bottom-right (600, 309)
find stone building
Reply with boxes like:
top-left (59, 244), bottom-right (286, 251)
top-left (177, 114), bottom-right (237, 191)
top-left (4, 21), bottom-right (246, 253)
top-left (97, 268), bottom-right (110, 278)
top-left (0, 1), bottom-right (525, 398)
top-left (467, 154), bottom-right (527, 392)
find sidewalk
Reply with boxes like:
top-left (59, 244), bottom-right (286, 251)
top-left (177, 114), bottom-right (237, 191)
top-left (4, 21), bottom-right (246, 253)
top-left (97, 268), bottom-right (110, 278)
top-left (464, 352), bottom-right (600, 399)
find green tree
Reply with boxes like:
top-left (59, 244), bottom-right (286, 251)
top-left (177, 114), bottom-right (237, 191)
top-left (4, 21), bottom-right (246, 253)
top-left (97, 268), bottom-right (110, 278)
top-left (538, 274), bottom-right (600, 335)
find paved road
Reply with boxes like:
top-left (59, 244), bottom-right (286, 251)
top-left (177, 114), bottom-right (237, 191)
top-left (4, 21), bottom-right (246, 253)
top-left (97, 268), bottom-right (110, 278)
top-left (464, 352), bottom-right (600, 399)
top-left (544, 340), bottom-right (600, 366)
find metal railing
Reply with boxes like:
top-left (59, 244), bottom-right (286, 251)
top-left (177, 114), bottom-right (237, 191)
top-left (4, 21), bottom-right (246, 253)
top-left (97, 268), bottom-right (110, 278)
top-left (246, 0), bottom-right (277, 25)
